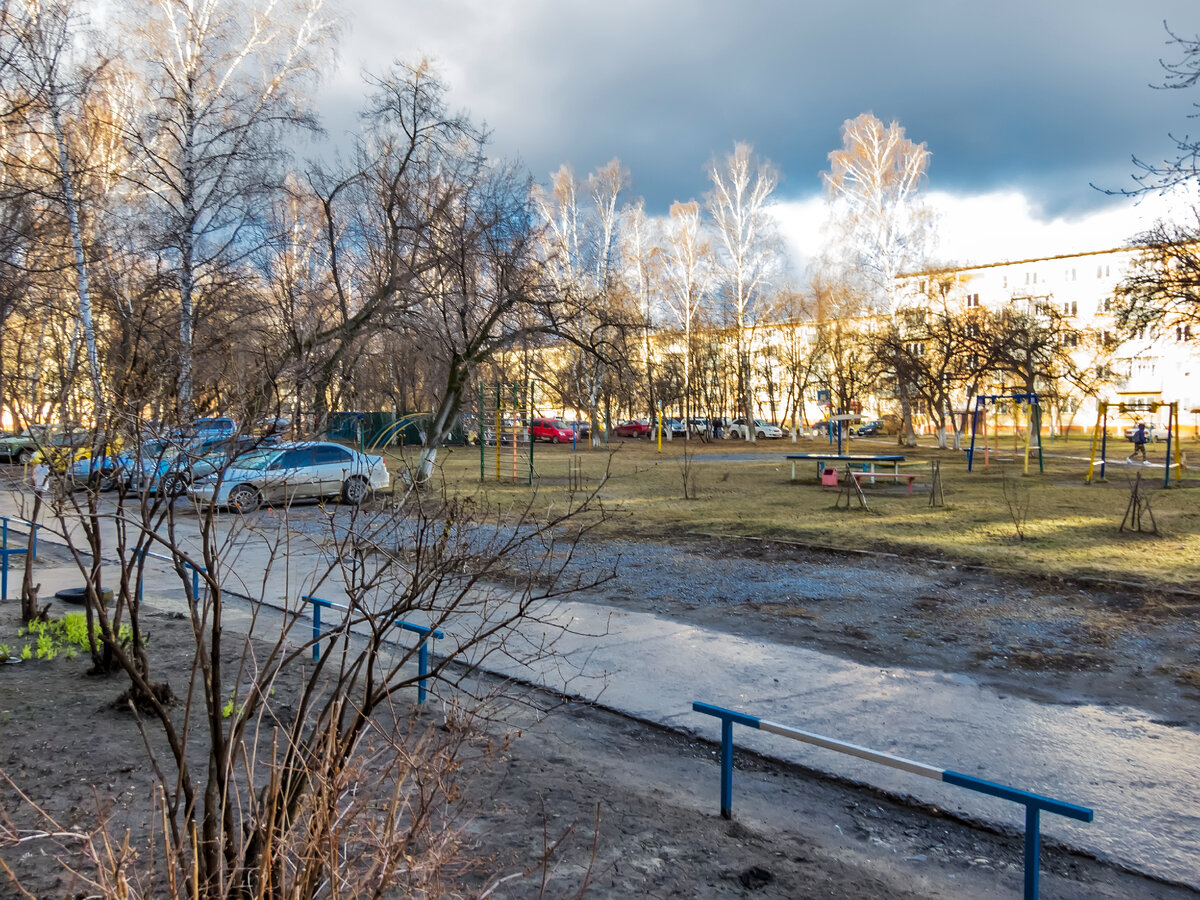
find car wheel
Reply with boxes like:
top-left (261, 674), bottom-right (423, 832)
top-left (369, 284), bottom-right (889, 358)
top-left (551, 435), bottom-right (559, 444)
top-left (228, 484), bottom-right (262, 513)
top-left (161, 473), bottom-right (187, 497)
top-left (756, 430), bottom-right (765, 439)
top-left (17, 448), bottom-right (33, 465)
top-left (342, 476), bottom-right (370, 506)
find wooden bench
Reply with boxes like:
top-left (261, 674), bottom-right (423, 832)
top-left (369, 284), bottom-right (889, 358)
top-left (849, 470), bottom-right (919, 494)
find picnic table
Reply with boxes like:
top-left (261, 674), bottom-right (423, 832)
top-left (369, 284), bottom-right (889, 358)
top-left (786, 453), bottom-right (907, 482)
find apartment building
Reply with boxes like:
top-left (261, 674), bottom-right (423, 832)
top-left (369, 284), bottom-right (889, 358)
top-left (896, 246), bottom-right (1200, 434)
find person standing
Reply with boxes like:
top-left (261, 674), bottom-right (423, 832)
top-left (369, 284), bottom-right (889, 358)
top-left (1128, 422), bottom-right (1148, 463)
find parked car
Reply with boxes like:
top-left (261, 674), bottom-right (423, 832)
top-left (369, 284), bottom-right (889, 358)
top-left (530, 417), bottom-right (575, 443)
top-left (482, 420), bottom-right (527, 445)
top-left (68, 442), bottom-right (158, 491)
top-left (727, 418), bottom-right (783, 440)
top-left (684, 417), bottom-right (709, 436)
top-left (186, 441), bottom-right (390, 512)
top-left (190, 417), bottom-right (237, 438)
top-left (659, 418), bottom-right (687, 439)
top-left (141, 435), bottom-right (277, 495)
top-left (854, 420), bottom-right (884, 436)
top-left (1124, 423), bottom-right (1169, 443)
top-left (614, 419), bottom-right (652, 438)
top-left (569, 420), bottom-right (591, 440)
top-left (0, 425), bottom-right (85, 465)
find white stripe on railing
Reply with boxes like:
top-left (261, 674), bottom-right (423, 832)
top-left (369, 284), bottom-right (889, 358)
top-left (756, 718), bottom-right (944, 780)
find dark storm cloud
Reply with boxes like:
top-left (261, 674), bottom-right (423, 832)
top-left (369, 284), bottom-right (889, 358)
top-left (320, 0), bottom-right (1197, 215)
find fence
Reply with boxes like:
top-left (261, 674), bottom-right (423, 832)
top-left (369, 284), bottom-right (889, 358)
top-left (692, 701), bottom-right (1093, 900)
top-left (303, 595), bottom-right (443, 704)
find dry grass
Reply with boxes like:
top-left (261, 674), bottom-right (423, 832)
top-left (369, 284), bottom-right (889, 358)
top-left (386, 432), bottom-right (1200, 590)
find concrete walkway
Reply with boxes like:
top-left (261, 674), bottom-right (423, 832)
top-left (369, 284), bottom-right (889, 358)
top-left (3, 490), bottom-right (1197, 890)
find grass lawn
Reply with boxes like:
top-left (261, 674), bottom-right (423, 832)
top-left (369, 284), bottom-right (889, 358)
top-left (386, 431), bottom-right (1200, 590)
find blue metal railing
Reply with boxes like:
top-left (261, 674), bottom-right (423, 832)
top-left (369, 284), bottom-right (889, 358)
top-left (693, 701), bottom-right (1093, 900)
top-left (133, 550), bottom-right (204, 609)
top-left (302, 595), bottom-right (443, 704)
top-left (0, 517), bottom-right (39, 600)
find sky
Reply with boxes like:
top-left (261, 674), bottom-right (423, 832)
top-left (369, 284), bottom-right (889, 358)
top-left (316, 0), bottom-right (1200, 270)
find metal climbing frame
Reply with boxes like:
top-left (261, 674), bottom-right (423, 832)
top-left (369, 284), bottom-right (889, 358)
top-left (479, 382), bottom-right (534, 484)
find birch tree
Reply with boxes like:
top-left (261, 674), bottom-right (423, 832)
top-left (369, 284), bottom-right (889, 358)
top-left (824, 112), bottom-right (932, 445)
top-left (533, 158), bottom-right (628, 445)
top-left (707, 142), bottom-right (778, 441)
top-left (120, 0), bottom-right (333, 419)
top-left (660, 200), bottom-right (713, 430)
top-left (0, 0), bottom-right (115, 413)
top-left (621, 199), bottom-right (662, 417)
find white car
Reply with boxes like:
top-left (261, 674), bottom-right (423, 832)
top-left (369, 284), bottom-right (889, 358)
top-left (1123, 423), bottom-right (1169, 443)
top-left (727, 418), bottom-right (783, 439)
top-left (186, 441), bottom-right (390, 512)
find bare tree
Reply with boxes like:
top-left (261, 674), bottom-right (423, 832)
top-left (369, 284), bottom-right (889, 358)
top-left (17, 439), bottom-right (614, 896)
top-left (1108, 24), bottom-right (1200, 335)
top-left (0, 0), bottom-right (119, 413)
top-left (823, 113), bottom-right (933, 446)
top-left (533, 159), bottom-right (630, 446)
top-left (119, 0), bottom-right (334, 419)
top-left (706, 142), bottom-right (778, 441)
top-left (659, 200), bottom-right (713, 436)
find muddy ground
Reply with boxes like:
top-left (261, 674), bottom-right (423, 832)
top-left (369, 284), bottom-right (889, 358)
top-left (1, 526), bottom-right (1198, 897)
top-left (565, 533), bottom-right (1200, 727)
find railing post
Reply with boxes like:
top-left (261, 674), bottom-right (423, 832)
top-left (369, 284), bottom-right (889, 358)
top-left (720, 717), bottom-right (734, 820)
top-left (1024, 805), bottom-right (1041, 900)
top-left (312, 601), bottom-right (322, 661)
top-left (418, 641), bottom-right (429, 704)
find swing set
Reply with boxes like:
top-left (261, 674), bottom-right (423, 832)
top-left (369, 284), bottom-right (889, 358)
top-left (1084, 400), bottom-right (1182, 487)
top-left (966, 392), bottom-right (1044, 474)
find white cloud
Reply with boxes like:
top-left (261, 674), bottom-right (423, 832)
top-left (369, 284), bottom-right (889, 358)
top-left (770, 188), bottom-right (1195, 278)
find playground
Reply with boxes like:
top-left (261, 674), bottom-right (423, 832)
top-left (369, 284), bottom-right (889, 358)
top-left (406, 426), bottom-right (1200, 590)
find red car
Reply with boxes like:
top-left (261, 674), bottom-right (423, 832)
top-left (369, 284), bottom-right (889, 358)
top-left (530, 418), bottom-right (575, 443)
top-left (614, 419), bottom-right (652, 438)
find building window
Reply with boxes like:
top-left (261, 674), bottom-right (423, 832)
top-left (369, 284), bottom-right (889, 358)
top-left (966, 293), bottom-right (980, 308)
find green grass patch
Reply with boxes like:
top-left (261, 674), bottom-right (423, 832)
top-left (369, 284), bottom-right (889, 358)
top-left (387, 433), bottom-right (1200, 590)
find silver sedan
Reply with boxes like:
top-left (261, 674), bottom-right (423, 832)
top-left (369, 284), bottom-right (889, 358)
top-left (186, 442), bottom-right (391, 512)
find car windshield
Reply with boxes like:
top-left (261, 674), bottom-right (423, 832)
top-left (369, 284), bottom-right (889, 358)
top-left (138, 439), bottom-right (177, 458)
top-left (552, 420), bottom-right (569, 429)
top-left (228, 449), bottom-right (281, 471)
